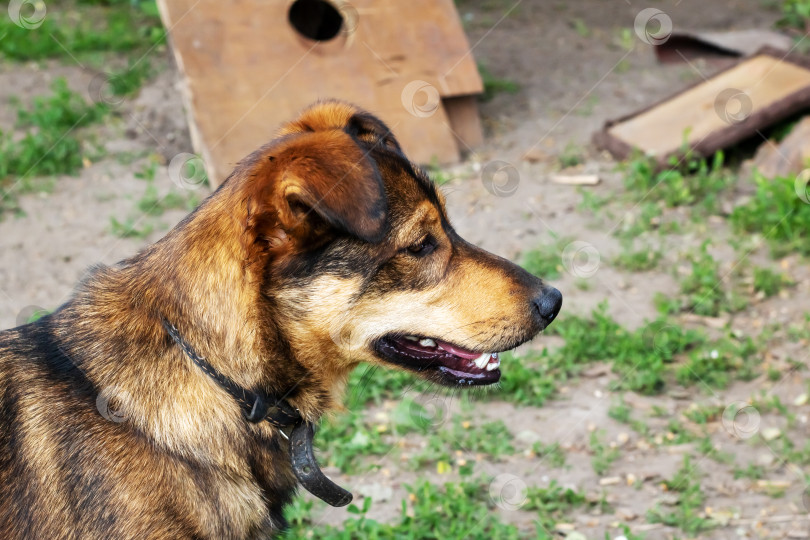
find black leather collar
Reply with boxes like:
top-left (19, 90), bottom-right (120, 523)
top-left (161, 318), bottom-right (352, 507)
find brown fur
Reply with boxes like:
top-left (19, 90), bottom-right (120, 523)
top-left (0, 101), bottom-right (559, 539)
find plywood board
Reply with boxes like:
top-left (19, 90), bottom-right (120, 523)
top-left (594, 48), bottom-right (810, 164)
top-left (157, 0), bottom-right (483, 185)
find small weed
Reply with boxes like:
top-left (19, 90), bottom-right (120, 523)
top-left (589, 430), bottom-right (620, 475)
top-left (613, 240), bottom-right (662, 272)
top-left (559, 142), bottom-right (585, 168)
top-left (520, 241), bottom-right (563, 280)
top-left (776, 0), bottom-right (810, 32)
top-left (109, 216), bottom-right (154, 239)
top-left (608, 395), bottom-right (632, 423)
top-left (109, 59), bottom-right (154, 97)
top-left (478, 63), bottom-right (520, 102)
top-left (524, 480), bottom-right (594, 533)
top-left (733, 463), bottom-right (767, 480)
top-left (752, 266), bottom-right (794, 297)
top-left (684, 403), bottom-right (722, 425)
top-left (730, 173), bottom-right (810, 257)
top-left (531, 442), bottom-right (567, 468)
top-left (697, 436), bottom-right (734, 464)
top-left (674, 241), bottom-right (747, 317)
top-left (569, 18), bottom-right (590, 38)
top-left (647, 456), bottom-right (715, 535)
top-left (426, 158), bottom-right (452, 186)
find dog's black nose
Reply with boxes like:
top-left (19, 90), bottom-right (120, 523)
top-left (533, 287), bottom-right (562, 325)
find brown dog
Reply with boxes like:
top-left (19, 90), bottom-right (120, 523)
top-left (0, 101), bottom-right (561, 539)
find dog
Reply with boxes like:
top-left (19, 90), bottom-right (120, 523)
top-left (0, 101), bottom-right (562, 539)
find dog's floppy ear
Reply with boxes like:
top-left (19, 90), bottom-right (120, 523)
top-left (246, 129), bottom-right (387, 250)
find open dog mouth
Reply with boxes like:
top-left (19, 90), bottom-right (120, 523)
top-left (375, 334), bottom-right (502, 386)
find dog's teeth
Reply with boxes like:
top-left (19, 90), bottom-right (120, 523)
top-left (404, 335), bottom-right (420, 341)
top-left (419, 338), bottom-right (437, 348)
top-left (474, 353), bottom-right (491, 369)
top-left (486, 359), bottom-right (500, 371)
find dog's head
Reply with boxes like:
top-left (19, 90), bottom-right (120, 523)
top-left (237, 101), bottom-right (561, 387)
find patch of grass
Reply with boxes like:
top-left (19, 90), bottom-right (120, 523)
top-left (346, 363), bottom-right (419, 406)
top-left (608, 395), bottom-right (632, 423)
top-left (647, 456), bottom-right (716, 535)
top-left (520, 241), bottom-right (563, 280)
top-left (108, 59), bottom-right (154, 97)
top-left (730, 173), bottom-right (810, 257)
top-left (559, 142), bottom-right (585, 168)
top-left (776, 0), bottom-right (810, 32)
top-left (0, 1), bottom-right (164, 62)
top-left (697, 436), bottom-right (734, 464)
top-left (684, 403), bottom-right (722, 425)
top-left (733, 463), bottom-right (767, 480)
top-left (283, 479), bottom-right (523, 539)
top-left (531, 441), bottom-right (567, 468)
top-left (673, 241), bottom-right (747, 317)
top-left (0, 78), bottom-right (110, 217)
top-left (752, 266), bottom-right (794, 297)
top-left (110, 160), bottom-right (200, 238)
top-left (109, 216), bottom-right (154, 239)
top-left (569, 18), bottom-right (590, 38)
top-left (614, 201), bottom-right (665, 239)
top-left (622, 151), bottom-right (733, 215)
top-left (589, 430), bottom-right (620, 475)
top-left (426, 158), bottom-right (452, 186)
top-left (613, 240), bottom-right (662, 272)
top-left (675, 332), bottom-right (759, 388)
top-left (478, 63), bottom-right (520, 102)
top-left (523, 480), bottom-right (596, 533)
top-left (412, 415), bottom-right (515, 468)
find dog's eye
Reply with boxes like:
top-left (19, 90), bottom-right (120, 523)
top-left (406, 236), bottom-right (436, 256)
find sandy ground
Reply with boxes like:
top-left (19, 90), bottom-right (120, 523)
top-left (2, 1), bottom-right (810, 538)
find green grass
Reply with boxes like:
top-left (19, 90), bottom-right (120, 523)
top-left (520, 242), bottom-right (563, 280)
top-left (283, 479), bottom-right (524, 539)
top-left (730, 173), bottom-right (810, 257)
top-left (478, 63), bottom-right (520, 102)
top-left (776, 0), bottom-right (810, 31)
top-left (622, 151), bottom-right (734, 215)
top-left (733, 463), bottom-right (766, 480)
top-left (612, 240), bottom-right (662, 272)
top-left (559, 142), bottom-right (585, 168)
top-left (0, 1), bottom-right (164, 62)
top-left (675, 332), bottom-right (759, 388)
top-left (0, 78), bottom-right (111, 217)
top-left (412, 415), bottom-right (515, 469)
top-left (589, 430), bottom-right (620, 475)
top-left (523, 480), bottom-right (602, 536)
top-left (531, 442), bottom-right (567, 468)
top-left (108, 59), bottom-right (154, 97)
top-left (664, 241), bottom-right (747, 317)
top-left (647, 456), bottom-right (715, 535)
top-left (752, 266), bottom-right (794, 297)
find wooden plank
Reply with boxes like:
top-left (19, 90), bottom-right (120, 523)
top-left (595, 48), bottom-right (810, 165)
top-left (157, 0), bottom-right (483, 185)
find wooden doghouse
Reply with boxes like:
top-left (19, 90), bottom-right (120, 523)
top-left (157, 0), bottom-right (484, 185)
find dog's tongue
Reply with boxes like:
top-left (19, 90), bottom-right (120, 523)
top-left (436, 339), bottom-right (480, 360)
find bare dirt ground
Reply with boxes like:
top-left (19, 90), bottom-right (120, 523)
top-left (2, 1), bottom-right (810, 539)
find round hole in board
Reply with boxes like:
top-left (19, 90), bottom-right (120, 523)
top-left (288, 0), bottom-right (344, 42)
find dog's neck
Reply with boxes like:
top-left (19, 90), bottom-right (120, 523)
top-left (55, 186), bottom-right (345, 459)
